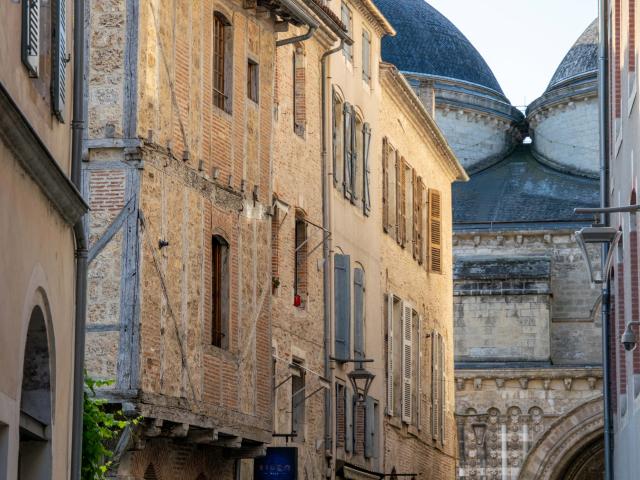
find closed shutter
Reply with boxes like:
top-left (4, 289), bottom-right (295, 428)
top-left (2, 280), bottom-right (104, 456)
top-left (336, 384), bottom-right (346, 448)
top-left (386, 293), bottom-right (394, 416)
top-left (395, 152), bottom-right (402, 244)
top-left (21, 0), bottom-right (40, 76)
top-left (332, 90), bottom-right (339, 186)
top-left (345, 388), bottom-right (354, 453)
top-left (382, 138), bottom-right (389, 231)
top-left (401, 301), bottom-right (413, 423)
top-left (363, 123), bottom-right (372, 216)
top-left (354, 268), bottom-right (365, 360)
top-left (429, 189), bottom-right (442, 273)
top-left (419, 175), bottom-right (425, 262)
top-left (412, 169), bottom-right (419, 260)
top-left (399, 158), bottom-right (407, 248)
top-left (431, 331), bottom-right (440, 440)
top-left (439, 334), bottom-right (446, 444)
top-left (52, 0), bottom-right (67, 120)
top-left (343, 103), bottom-right (352, 198)
top-left (365, 396), bottom-right (375, 458)
top-left (350, 108), bottom-right (358, 203)
top-left (334, 254), bottom-right (351, 361)
top-left (417, 314), bottom-right (422, 430)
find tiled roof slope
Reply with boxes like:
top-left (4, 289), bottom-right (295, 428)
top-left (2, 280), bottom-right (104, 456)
top-left (375, 0), bottom-right (504, 94)
top-left (548, 19), bottom-right (598, 90)
top-left (452, 145), bottom-right (599, 229)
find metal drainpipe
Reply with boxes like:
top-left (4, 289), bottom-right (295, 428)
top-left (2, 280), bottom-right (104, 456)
top-left (598, 0), bottom-right (613, 478)
top-left (321, 39), bottom-right (343, 479)
top-left (276, 25), bottom-right (318, 48)
top-left (70, 0), bottom-right (88, 478)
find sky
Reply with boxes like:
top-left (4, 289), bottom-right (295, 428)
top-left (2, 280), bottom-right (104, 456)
top-left (426, 0), bottom-right (598, 108)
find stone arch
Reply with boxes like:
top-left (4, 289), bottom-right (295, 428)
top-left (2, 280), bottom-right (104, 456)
top-left (519, 397), bottom-right (603, 480)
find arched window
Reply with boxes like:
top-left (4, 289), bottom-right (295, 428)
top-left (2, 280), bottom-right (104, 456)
top-left (293, 43), bottom-right (306, 136)
top-left (19, 306), bottom-right (53, 480)
top-left (294, 211), bottom-right (307, 308)
top-left (212, 235), bottom-right (230, 348)
top-left (213, 12), bottom-right (232, 112)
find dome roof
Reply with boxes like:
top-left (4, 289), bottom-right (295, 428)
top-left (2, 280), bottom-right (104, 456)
top-left (376, 0), bottom-right (504, 94)
top-left (547, 19), bottom-right (598, 90)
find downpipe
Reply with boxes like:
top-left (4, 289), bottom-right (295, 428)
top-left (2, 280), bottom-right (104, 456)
top-left (70, 0), bottom-right (88, 478)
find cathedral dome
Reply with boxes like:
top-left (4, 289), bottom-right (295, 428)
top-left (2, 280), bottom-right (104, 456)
top-left (547, 19), bottom-right (598, 91)
top-left (376, 0), bottom-right (504, 94)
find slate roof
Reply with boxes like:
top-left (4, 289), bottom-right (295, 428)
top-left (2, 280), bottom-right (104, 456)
top-left (375, 0), bottom-right (504, 94)
top-left (453, 145), bottom-right (599, 230)
top-left (547, 19), bottom-right (598, 90)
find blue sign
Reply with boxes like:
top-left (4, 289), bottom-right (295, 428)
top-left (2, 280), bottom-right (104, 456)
top-left (254, 447), bottom-right (298, 480)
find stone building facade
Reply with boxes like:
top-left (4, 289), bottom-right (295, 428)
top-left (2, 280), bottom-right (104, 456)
top-left (83, 1), bottom-right (318, 478)
top-left (377, 2), bottom-right (605, 479)
top-left (0, 0), bottom-right (87, 478)
top-left (605, 0), bottom-right (640, 478)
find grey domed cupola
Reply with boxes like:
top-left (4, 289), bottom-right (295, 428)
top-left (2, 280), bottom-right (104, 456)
top-left (375, 0), bottom-right (523, 172)
top-left (527, 19), bottom-right (599, 177)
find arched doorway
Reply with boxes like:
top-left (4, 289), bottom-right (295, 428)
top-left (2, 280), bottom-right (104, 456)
top-left (19, 305), bottom-right (53, 479)
top-left (556, 437), bottom-right (604, 480)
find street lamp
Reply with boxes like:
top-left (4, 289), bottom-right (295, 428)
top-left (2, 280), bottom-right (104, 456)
top-left (574, 225), bottom-right (620, 284)
top-left (347, 363), bottom-right (375, 404)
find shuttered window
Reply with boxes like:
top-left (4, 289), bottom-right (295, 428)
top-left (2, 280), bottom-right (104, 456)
top-left (418, 178), bottom-right (426, 265)
top-left (362, 29), bottom-right (371, 83)
top-left (334, 254), bottom-right (351, 361)
top-left (52, 0), bottom-right (67, 120)
top-left (351, 115), bottom-right (360, 204)
top-left (382, 138), bottom-right (389, 231)
top-left (395, 152), bottom-right (402, 244)
top-left (336, 383), bottom-right (346, 448)
top-left (354, 268), bottom-right (365, 360)
top-left (343, 103), bottom-right (353, 199)
top-left (431, 331), bottom-right (440, 440)
top-left (385, 293), bottom-right (394, 416)
top-left (291, 362), bottom-right (305, 441)
top-left (213, 13), bottom-right (232, 112)
top-left (412, 169), bottom-right (419, 260)
top-left (429, 189), bottom-right (443, 273)
top-left (399, 158), bottom-right (407, 247)
top-left (364, 396), bottom-right (377, 458)
top-left (362, 123), bottom-right (372, 215)
top-left (332, 90), bottom-right (342, 186)
top-left (401, 301), bottom-right (413, 423)
top-left (341, 2), bottom-right (353, 61)
top-left (440, 335), bottom-right (446, 444)
top-left (345, 388), bottom-right (354, 452)
top-left (21, 0), bottom-right (40, 77)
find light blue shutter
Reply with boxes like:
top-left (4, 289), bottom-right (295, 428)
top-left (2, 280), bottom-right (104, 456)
top-left (343, 103), bottom-right (352, 199)
top-left (52, 0), bottom-right (67, 120)
top-left (354, 268), bottom-right (365, 360)
top-left (365, 396), bottom-right (375, 458)
top-left (345, 388), bottom-right (353, 453)
top-left (21, 0), bottom-right (40, 76)
top-left (363, 123), bottom-right (371, 215)
top-left (334, 254), bottom-right (351, 361)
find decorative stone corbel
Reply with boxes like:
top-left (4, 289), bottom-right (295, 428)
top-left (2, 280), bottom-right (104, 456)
top-left (495, 378), bottom-right (505, 389)
top-left (519, 378), bottom-right (529, 390)
top-left (588, 377), bottom-right (597, 390)
top-left (457, 378), bottom-right (466, 391)
top-left (563, 378), bottom-right (573, 391)
top-left (543, 379), bottom-right (552, 390)
top-left (474, 378), bottom-right (483, 390)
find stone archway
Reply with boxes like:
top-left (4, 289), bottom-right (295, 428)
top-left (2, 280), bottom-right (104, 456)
top-left (519, 397), bottom-right (603, 480)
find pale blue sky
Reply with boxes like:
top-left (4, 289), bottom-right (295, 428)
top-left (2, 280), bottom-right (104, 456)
top-left (426, 0), bottom-right (598, 107)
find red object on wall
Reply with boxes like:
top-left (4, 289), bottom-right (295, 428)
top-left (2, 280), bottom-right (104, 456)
top-left (294, 294), bottom-right (302, 307)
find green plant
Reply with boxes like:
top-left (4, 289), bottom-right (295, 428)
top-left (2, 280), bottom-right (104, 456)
top-left (82, 374), bottom-right (139, 480)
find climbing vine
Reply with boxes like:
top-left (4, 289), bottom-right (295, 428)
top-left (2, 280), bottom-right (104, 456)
top-left (82, 374), bottom-right (139, 480)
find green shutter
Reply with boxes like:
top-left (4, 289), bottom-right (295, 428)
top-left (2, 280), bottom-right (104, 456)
top-left (334, 254), bottom-right (351, 361)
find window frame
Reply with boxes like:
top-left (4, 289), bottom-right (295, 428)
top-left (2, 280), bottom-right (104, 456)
top-left (213, 12), bottom-right (232, 113)
top-left (211, 235), bottom-right (230, 349)
top-left (247, 58), bottom-right (259, 103)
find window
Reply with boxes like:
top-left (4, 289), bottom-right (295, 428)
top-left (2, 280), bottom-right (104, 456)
top-left (629, 0), bottom-right (637, 96)
top-left (362, 29), bottom-right (371, 83)
top-left (354, 267), bottom-right (365, 359)
top-left (343, 102), bottom-right (354, 199)
top-left (405, 164), bottom-right (414, 249)
top-left (431, 332), bottom-right (445, 444)
top-left (293, 44), bottom-right (306, 135)
top-left (211, 235), bottom-right (229, 348)
top-left (213, 12), bottom-right (232, 112)
top-left (336, 383), bottom-right (347, 449)
top-left (247, 59), bottom-right (259, 103)
top-left (353, 115), bottom-right (363, 204)
top-left (332, 91), bottom-right (344, 188)
top-left (362, 123), bottom-right (372, 215)
top-left (341, 2), bottom-right (353, 61)
top-left (51, 0), bottom-right (67, 120)
top-left (271, 206), bottom-right (280, 293)
top-left (21, 0), bottom-right (40, 76)
top-left (382, 140), bottom-right (397, 238)
top-left (291, 360), bottom-right (305, 441)
top-left (334, 254), bottom-right (351, 360)
top-left (428, 189), bottom-right (442, 273)
top-left (294, 213), bottom-right (307, 308)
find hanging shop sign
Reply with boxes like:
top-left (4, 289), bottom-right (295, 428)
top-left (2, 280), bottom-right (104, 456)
top-left (254, 447), bottom-right (298, 480)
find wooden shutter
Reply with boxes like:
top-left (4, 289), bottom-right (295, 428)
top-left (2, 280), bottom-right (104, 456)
top-left (431, 331), bottom-right (440, 440)
top-left (21, 0), bottom-right (40, 76)
top-left (365, 396), bottom-right (375, 458)
top-left (52, 0), bottom-right (67, 120)
top-left (417, 314), bottom-right (422, 430)
top-left (429, 189), bottom-right (442, 273)
top-left (395, 152), bottom-right (402, 244)
top-left (350, 108), bottom-right (358, 203)
top-left (412, 169), bottom-right (419, 260)
top-left (382, 138), bottom-right (389, 231)
top-left (439, 334), bottom-right (446, 444)
top-left (363, 123), bottom-right (372, 215)
top-left (345, 388), bottom-right (354, 452)
top-left (401, 301), bottom-right (413, 423)
top-left (334, 254), bottom-right (351, 361)
top-left (399, 158), bottom-right (407, 247)
top-left (386, 293), bottom-right (394, 416)
top-left (343, 103), bottom-right (352, 198)
top-left (354, 268), bottom-right (365, 360)
top-left (332, 90), bottom-right (339, 186)
top-left (418, 178), bottom-right (426, 265)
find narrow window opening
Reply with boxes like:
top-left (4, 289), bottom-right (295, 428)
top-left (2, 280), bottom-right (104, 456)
top-left (341, 2), bottom-right (353, 61)
top-left (247, 59), bottom-right (259, 103)
top-left (212, 235), bottom-right (230, 348)
top-left (213, 13), bottom-right (232, 112)
top-left (291, 360), bottom-right (305, 441)
top-left (294, 213), bottom-right (307, 308)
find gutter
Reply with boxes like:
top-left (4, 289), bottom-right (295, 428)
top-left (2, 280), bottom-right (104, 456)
top-left (70, 0), bottom-right (88, 478)
top-left (274, 0), bottom-right (320, 47)
top-left (321, 38), bottom-right (344, 479)
top-left (598, 1), bottom-right (613, 479)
